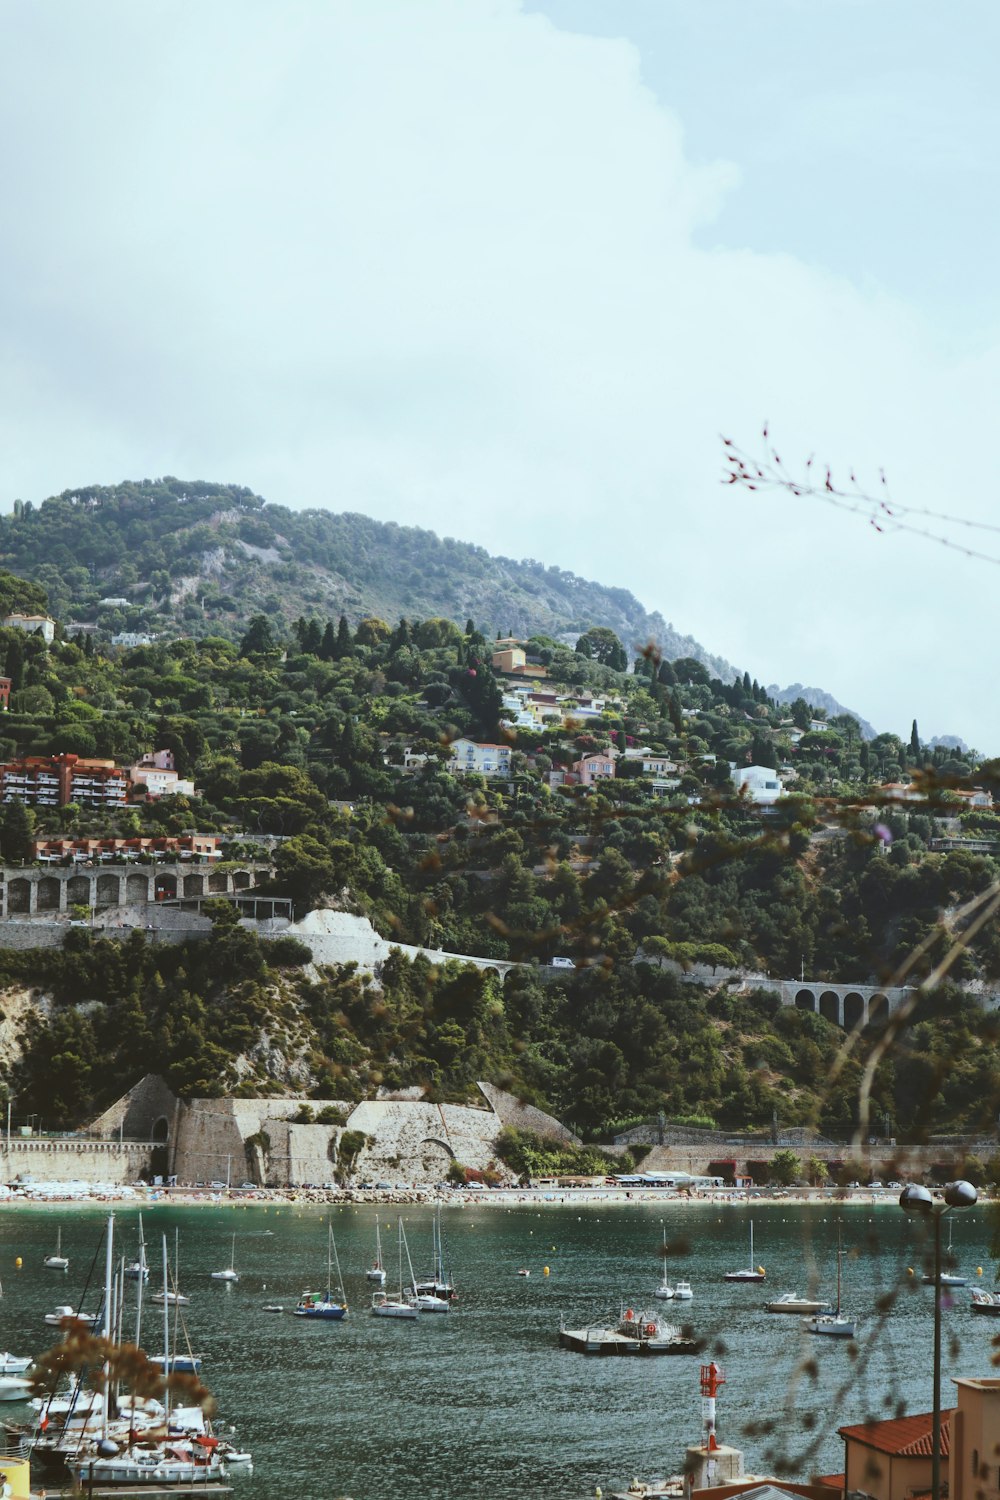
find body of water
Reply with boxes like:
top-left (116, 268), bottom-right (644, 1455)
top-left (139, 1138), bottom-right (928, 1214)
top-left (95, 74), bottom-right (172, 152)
top-left (0, 1200), bottom-right (995, 1499)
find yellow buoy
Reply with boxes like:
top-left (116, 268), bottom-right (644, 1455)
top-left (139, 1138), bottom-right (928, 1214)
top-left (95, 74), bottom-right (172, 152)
top-left (907, 1267), bottom-right (914, 1276)
top-left (15, 1257), bottom-right (21, 1268)
top-left (978, 1267), bottom-right (984, 1276)
top-left (543, 1265), bottom-right (550, 1276)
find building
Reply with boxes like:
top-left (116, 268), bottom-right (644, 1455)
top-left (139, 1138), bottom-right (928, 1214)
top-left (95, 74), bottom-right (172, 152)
top-left (0, 676), bottom-right (10, 711)
top-left (492, 647), bottom-right (526, 672)
top-left (112, 632), bottom-right (156, 648)
top-left (33, 834), bottom-right (221, 862)
top-left (2, 613), bottom-right (55, 643)
top-left (99, 596), bottom-right (131, 608)
top-left (623, 747), bottom-right (678, 776)
top-left (35, 833), bottom-right (221, 862)
top-left (836, 1377), bottom-right (1000, 1500)
top-left (129, 749), bottom-right (196, 799)
top-left (0, 753), bottom-right (129, 809)
top-left (734, 765), bottom-right (785, 806)
top-left (573, 752), bottom-right (616, 787)
top-left (447, 738), bottom-right (513, 777)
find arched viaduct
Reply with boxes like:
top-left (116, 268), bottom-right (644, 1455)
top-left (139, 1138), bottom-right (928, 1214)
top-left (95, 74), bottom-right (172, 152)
top-left (775, 979), bottom-right (913, 1029)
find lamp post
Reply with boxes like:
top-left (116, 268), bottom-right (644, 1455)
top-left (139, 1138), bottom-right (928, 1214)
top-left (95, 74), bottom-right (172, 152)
top-left (899, 1180), bottom-right (978, 1500)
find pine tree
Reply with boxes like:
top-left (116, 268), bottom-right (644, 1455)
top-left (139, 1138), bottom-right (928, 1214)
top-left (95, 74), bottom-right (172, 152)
top-left (303, 618), bottom-right (322, 655)
top-left (319, 622), bottom-right (336, 661)
top-left (334, 616), bottom-right (353, 659)
top-left (1, 799), bottom-right (35, 864)
top-left (909, 719), bottom-right (921, 761)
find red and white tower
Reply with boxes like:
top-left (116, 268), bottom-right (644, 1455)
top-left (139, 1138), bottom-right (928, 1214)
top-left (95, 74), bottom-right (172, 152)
top-left (700, 1362), bottom-right (726, 1453)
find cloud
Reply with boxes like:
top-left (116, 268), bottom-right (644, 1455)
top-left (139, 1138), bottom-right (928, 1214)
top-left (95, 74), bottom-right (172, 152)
top-left (0, 0), bottom-right (996, 744)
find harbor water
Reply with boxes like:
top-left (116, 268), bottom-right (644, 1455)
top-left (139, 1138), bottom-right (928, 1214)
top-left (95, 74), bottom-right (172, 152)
top-left (0, 1199), bottom-right (996, 1499)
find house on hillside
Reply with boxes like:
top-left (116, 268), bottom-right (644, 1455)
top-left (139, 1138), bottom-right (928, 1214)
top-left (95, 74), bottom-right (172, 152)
top-left (3, 613), bottom-right (55, 643)
top-left (573, 752), bottom-right (616, 787)
top-left (447, 738), bottom-right (512, 777)
top-left (734, 765), bottom-right (784, 806)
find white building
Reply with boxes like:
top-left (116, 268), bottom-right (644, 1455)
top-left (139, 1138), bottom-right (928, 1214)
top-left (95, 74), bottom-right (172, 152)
top-left (734, 764), bottom-right (785, 805)
top-left (447, 738), bottom-right (513, 777)
top-left (3, 613), bottom-right (55, 643)
top-left (112, 632), bottom-right (156, 648)
top-left (130, 749), bottom-right (196, 799)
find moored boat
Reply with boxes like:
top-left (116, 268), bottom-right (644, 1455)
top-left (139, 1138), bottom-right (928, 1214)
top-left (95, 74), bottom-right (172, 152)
top-left (43, 1227), bottom-right (69, 1271)
top-left (971, 1289), bottom-right (1000, 1316)
top-left (767, 1292), bottom-right (832, 1314)
top-left (294, 1222), bottom-right (348, 1320)
top-left (804, 1233), bottom-right (855, 1338)
top-left (724, 1220), bottom-right (765, 1282)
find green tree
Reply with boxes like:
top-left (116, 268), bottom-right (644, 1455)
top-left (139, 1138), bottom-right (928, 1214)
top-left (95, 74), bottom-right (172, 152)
top-left (768, 1148), bottom-right (802, 1185)
top-left (1, 799), bottom-right (35, 863)
top-left (239, 614), bottom-right (278, 656)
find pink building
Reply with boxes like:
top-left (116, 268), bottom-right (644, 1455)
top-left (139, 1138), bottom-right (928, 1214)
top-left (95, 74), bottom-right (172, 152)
top-left (573, 752), bottom-right (616, 787)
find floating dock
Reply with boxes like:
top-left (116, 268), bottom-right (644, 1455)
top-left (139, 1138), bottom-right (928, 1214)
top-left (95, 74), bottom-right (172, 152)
top-left (558, 1326), bottom-right (698, 1356)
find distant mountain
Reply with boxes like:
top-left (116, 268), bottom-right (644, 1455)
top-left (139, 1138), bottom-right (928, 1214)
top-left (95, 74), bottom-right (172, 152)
top-left (767, 682), bottom-right (878, 742)
top-left (0, 478), bottom-right (736, 674)
top-left (930, 734), bottom-right (969, 754)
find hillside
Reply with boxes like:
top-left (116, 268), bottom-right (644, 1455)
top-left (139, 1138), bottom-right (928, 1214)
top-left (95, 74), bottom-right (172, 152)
top-left (0, 478), bottom-right (736, 676)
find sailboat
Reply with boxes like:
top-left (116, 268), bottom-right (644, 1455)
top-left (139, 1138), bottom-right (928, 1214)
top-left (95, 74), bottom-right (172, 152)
top-left (723, 1219), bottom-right (766, 1282)
top-left (125, 1216), bottom-right (149, 1282)
top-left (414, 1204), bottom-right (455, 1302)
top-left (43, 1227), bottom-right (69, 1271)
top-left (366, 1220), bottom-right (387, 1285)
top-left (371, 1219), bottom-right (419, 1319)
top-left (654, 1224), bottom-right (674, 1300)
top-left (211, 1235), bottom-right (240, 1283)
top-left (804, 1232), bottom-right (855, 1338)
top-left (923, 1218), bottom-right (967, 1287)
top-left (294, 1223), bottom-right (348, 1319)
top-left (151, 1229), bottom-right (189, 1304)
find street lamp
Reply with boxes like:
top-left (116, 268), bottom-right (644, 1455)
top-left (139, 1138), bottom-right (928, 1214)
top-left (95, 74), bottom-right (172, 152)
top-left (899, 1180), bottom-right (978, 1500)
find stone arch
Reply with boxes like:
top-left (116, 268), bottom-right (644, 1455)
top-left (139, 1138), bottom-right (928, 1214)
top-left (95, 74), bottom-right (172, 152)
top-left (795, 988), bottom-right (816, 1011)
top-left (151, 1115), bottom-right (170, 1143)
top-left (155, 873), bottom-right (177, 900)
top-left (126, 873), bottom-right (149, 903)
top-left (37, 876), bottom-right (61, 911)
top-left (96, 873), bottom-right (122, 907)
top-left (844, 992), bottom-right (865, 1030)
top-left (819, 990), bottom-right (841, 1025)
top-left (7, 878), bottom-right (30, 914)
top-left (67, 875), bottom-right (91, 906)
top-left (419, 1136), bottom-right (456, 1176)
top-left (233, 870), bottom-right (252, 890)
top-left (868, 993), bottom-right (889, 1027)
top-left (208, 870), bottom-right (228, 893)
top-left (183, 874), bottom-right (204, 897)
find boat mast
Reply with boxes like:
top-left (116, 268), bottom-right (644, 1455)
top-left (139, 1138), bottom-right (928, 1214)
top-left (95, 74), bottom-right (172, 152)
top-left (101, 1214), bottom-right (115, 1442)
top-left (161, 1235), bottom-right (171, 1423)
top-left (749, 1219), bottom-right (754, 1272)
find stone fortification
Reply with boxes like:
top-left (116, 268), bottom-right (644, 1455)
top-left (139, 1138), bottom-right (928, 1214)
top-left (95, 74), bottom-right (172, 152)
top-left (0, 1138), bottom-right (153, 1184)
top-left (271, 909), bottom-right (515, 977)
top-left (477, 1081), bottom-right (581, 1145)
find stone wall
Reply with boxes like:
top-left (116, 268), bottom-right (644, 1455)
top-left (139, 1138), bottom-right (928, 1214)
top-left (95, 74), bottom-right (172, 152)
top-left (477, 1082), bottom-right (581, 1145)
top-left (0, 1138), bottom-right (153, 1183)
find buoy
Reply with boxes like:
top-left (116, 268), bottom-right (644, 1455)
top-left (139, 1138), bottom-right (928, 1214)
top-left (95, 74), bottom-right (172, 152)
top-left (543, 1265), bottom-right (550, 1276)
top-left (978, 1267), bottom-right (984, 1276)
top-left (14, 1257), bottom-right (21, 1269)
top-left (907, 1267), bottom-right (914, 1276)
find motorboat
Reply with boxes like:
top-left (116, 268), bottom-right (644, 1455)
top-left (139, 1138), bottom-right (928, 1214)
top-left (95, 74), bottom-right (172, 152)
top-left (65, 1446), bottom-right (229, 1487)
top-left (803, 1232), bottom-right (855, 1338)
top-left (43, 1305), bottom-right (100, 1328)
top-left (43, 1226), bottom-right (69, 1271)
top-left (970, 1289), bottom-right (1000, 1316)
top-left (150, 1289), bottom-right (190, 1306)
top-left (724, 1219), bottom-right (766, 1282)
top-left (517, 1268), bottom-right (530, 1277)
top-left (0, 1353), bottom-right (32, 1374)
top-left (294, 1222), bottom-right (348, 1320)
top-left (149, 1353), bottom-right (203, 1374)
top-left (767, 1292), bottom-right (832, 1315)
top-left (673, 1280), bottom-right (693, 1300)
top-left (210, 1235), bottom-right (239, 1282)
top-left (0, 1375), bottom-right (31, 1402)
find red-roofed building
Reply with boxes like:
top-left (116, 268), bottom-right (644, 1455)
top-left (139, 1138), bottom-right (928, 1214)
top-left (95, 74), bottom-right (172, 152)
top-left (839, 1411), bottom-right (951, 1500)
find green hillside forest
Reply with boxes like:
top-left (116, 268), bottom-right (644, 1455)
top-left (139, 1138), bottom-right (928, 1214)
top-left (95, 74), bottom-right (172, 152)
top-left (0, 482), bottom-right (997, 1153)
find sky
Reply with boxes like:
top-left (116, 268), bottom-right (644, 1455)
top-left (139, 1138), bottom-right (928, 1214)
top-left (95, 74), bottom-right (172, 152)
top-left (2, 1), bottom-right (998, 746)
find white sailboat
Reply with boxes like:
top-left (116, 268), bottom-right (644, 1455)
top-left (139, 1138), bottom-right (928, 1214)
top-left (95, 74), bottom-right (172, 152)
top-left (366, 1220), bottom-right (387, 1285)
top-left (804, 1232), bottom-right (855, 1338)
top-left (151, 1229), bottom-right (189, 1304)
top-left (654, 1224), bottom-right (674, 1300)
top-left (43, 1226), bottom-right (69, 1271)
top-left (125, 1215), bottom-right (149, 1282)
top-left (371, 1218), bottom-right (419, 1319)
top-left (211, 1234), bottom-right (240, 1283)
top-left (413, 1205), bottom-right (453, 1307)
top-left (923, 1218), bottom-right (967, 1287)
top-left (724, 1219), bottom-right (766, 1282)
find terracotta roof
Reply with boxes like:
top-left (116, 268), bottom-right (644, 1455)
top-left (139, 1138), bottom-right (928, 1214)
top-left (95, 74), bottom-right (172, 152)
top-left (839, 1411), bottom-right (952, 1457)
top-left (813, 1476), bottom-right (844, 1490)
